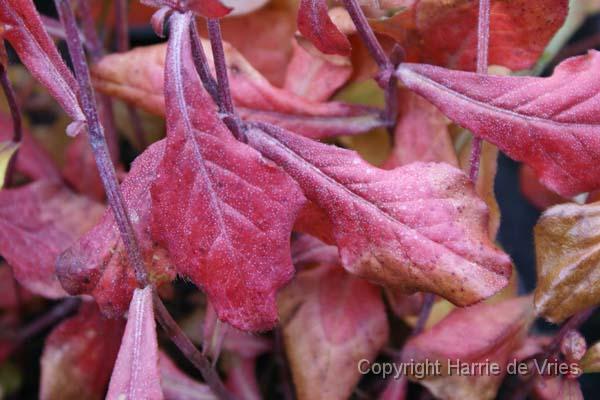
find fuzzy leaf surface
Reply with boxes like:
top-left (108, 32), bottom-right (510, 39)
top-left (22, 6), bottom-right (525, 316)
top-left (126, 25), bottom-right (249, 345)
top-left (397, 51), bottom-right (600, 197)
top-left (246, 124), bottom-right (512, 305)
top-left (151, 13), bottom-right (305, 331)
top-left (107, 286), bottom-right (163, 400)
top-left (297, 0), bottom-right (351, 56)
top-left (0, 0), bottom-right (84, 130)
top-left (56, 140), bottom-right (174, 316)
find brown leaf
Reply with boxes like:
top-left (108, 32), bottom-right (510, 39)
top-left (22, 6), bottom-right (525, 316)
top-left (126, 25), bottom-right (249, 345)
top-left (534, 201), bottom-right (600, 322)
top-left (279, 263), bottom-right (388, 400)
top-left (581, 340), bottom-right (600, 373)
top-left (401, 296), bottom-right (534, 400)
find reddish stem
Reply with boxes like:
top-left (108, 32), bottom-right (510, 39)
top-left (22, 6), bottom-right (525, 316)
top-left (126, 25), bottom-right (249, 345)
top-left (341, 0), bottom-right (398, 128)
top-left (55, 0), bottom-right (148, 287)
top-left (341, 0), bottom-right (389, 70)
top-left (0, 62), bottom-right (22, 187)
top-left (206, 18), bottom-right (246, 141)
top-left (469, 0), bottom-right (491, 182)
top-left (153, 292), bottom-right (234, 400)
top-left (190, 19), bottom-right (219, 102)
top-left (2, 298), bottom-right (81, 356)
top-left (56, 3), bottom-right (231, 398)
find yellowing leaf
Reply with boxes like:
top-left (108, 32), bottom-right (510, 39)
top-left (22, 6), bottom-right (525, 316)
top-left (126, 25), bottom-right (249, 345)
top-left (581, 341), bottom-right (600, 373)
top-left (534, 201), bottom-right (600, 322)
top-left (0, 141), bottom-right (19, 188)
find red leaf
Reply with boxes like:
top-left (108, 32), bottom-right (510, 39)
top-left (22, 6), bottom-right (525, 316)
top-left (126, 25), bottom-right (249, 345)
top-left (57, 140), bottom-right (174, 316)
top-left (0, 181), bottom-right (103, 298)
top-left (297, 0), bottom-right (351, 56)
top-left (0, 0), bottom-right (84, 132)
top-left (107, 286), bottom-right (163, 400)
top-left (397, 50), bottom-right (600, 197)
top-left (40, 302), bottom-right (124, 400)
top-left (246, 124), bottom-right (512, 305)
top-left (150, 12), bottom-right (305, 331)
top-left (278, 263), bottom-right (389, 400)
top-left (141, 0), bottom-right (232, 18)
top-left (0, 112), bottom-right (60, 181)
top-left (91, 41), bottom-right (382, 140)
top-left (62, 133), bottom-right (106, 201)
top-left (519, 164), bottom-right (567, 210)
top-left (391, 0), bottom-right (567, 71)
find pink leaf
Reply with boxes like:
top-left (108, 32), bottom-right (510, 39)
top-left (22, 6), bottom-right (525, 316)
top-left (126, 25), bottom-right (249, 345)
top-left (107, 286), bottom-right (163, 400)
top-left (40, 302), bottom-right (124, 400)
top-left (0, 181), bottom-right (103, 298)
top-left (159, 352), bottom-right (217, 400)
top-left (0, 0), bottom-right (84, 129)
top-left (283, 41), bottom-right (352, 102)
top-left (150, 12), bottom-right (305, 331)
top-left (396, 50), bottom-right (600, 197)
top-left (297, 0), bottom-right (351, 56)
top-left (57, 140), bottom-right (174, 316)
top-left (91, 41), bottom-right (382, 139)
top-left (278, 263), bottom-right (388, 400)
top-left (383, 89), bottom-right (457, 169)
top-left (246, 124), bottom-right (512, 305)
top-left (401, 296), bottom-right (534, 400)
top-left (226, 357), bottom-right (262, 400)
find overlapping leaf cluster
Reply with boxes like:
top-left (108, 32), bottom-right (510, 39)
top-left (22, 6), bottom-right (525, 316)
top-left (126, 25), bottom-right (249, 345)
top-left (1, 0), bottom-right (600, 399)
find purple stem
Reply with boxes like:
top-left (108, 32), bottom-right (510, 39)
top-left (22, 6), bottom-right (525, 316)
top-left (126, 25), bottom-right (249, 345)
top-left (341, 0), bottom-right (389, 70)
top-left (206, 18), bottom-right (246, 141)
top-left (0, 62), bottom-right (22, 187)
top-left (413, 293), bottom-right (435, 336)
top-left (469, 0), bottom-right (491, 183)
top-left (56, 3), bottom-right (231, 397)
top-left (55, 0), bottom-right (148, 288)
top-left (76, 0), bottom-right (121, 162)
top-left (341, 0), bottom-right (398, 128)
top-left (206, 19), bottom-right (234, 114)
top-left (190, 19), bottom-right (219, 102)
top-left (2, 298), bottom-right (81, 356)
top-left (153, 292), bottom-right (234, 400)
